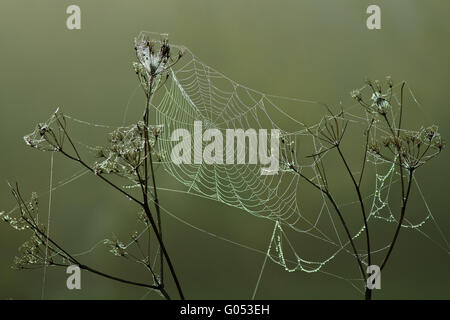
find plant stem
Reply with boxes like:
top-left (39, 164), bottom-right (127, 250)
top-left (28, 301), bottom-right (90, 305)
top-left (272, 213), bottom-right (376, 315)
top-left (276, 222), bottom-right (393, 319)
top-left (56, 131), bottom-right (184, 299)
top-left (397, 82), bottom-right (406, 137)
top-left (143, 79), bottom-right (164, 284)
top-left (58, 149), bottom-right (143, 206)
top-left (380, 169), bottom-right (414, 271)
top-left (13, 185), bottom-right (166, 295)
top-left (336, 146), bottom-right (371, 267)
top-left (79, 264), bottom-right (163, 291)
top-left (365, 287), bottom-right (372, 300)
top-left (142, 203), bottom-right (184, 299)
top-left (289, 165), bottom-right (367, 281)
top-left (148, 141), bottom-right (163, 283)
top-left (142, 76), bottom-right (183, 299)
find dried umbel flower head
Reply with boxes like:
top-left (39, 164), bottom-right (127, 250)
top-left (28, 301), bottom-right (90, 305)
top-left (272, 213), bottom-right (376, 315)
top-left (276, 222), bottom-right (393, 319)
top-left (104, 238), bottom-right (128, 257)
top-left (134, 36), bottom-right (165, 96)
top-left (133, 34), bottom-right (183, 97)
top-left (308, 109), bottom-right (348, 147)
top-left (13, 235), bottom-right (46, 270)
top-left (1, 191), bottom-right (40, 232)
top-left (368, 126), bottom-right (445, 170)
top-left (6, 33), bottom-right (186, 299)
top-left (93, 122), bottom-right (162, 179)
top-left (351, 76), bottom-right (393, 115)
top-left (370, 92), bottom-right (390, 115)
top-left (23, 108), bottom-right (66, 152)
top-left (2, 187), bottom-right (74, 270)
top-left (278, 132), bottom-right (298, 172)
top-left (134, 35), bottom-right (171, 78)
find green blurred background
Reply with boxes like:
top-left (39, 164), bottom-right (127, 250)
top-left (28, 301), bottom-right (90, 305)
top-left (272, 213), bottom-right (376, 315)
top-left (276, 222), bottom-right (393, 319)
top-left (0, 0), bottom-right (449, 299)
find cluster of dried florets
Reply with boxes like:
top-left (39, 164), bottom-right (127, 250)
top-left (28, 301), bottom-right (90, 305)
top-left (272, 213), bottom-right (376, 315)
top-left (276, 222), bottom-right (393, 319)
top-left (279, 104), bottom-right (353, 177)
top-left (351, 77), bottom-right (445, 171)
top-left (1, 192), bottom-right (39, 232)
top-left (23, 109), bottom-right (66, 152)
top-left (133, 35), bottom-right (183, 97)
top-left (351, 77), bottom-right (393, 115)
top-left (369, 125), bottom-right (444, 170)
top-left (2, 34), bottom-right (184, 299)
top-left (13, 235), bottom-right (47, 270)
top-left (279, 134), bottom-right (297, 171)
top-left (93, 123), bottom-right (163, 178)
top-left (1, 187), bottom-right (71, 270)
top-left (310, 110), bottom-right (348, 147)
top-left (104, 238), bottom-right (128, 257)
top-left (134, 37), bottom-right (170, 75)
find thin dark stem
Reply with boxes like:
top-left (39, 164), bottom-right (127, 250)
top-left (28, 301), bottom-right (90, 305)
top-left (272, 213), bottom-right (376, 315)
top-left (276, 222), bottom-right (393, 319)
top-left (54, 114), bottom-right (81, 160)
top-left (382, 114), bottom-right (396, 137)
top-left (48, 118), bottom-right (144, 206)
top-left (58, 149), bottom-right (143, 207)
top-left (141, 76), bottom-right (183, 299)
top-left (148, 143), bottom-right (163, 283)
top-left (365, 287), bottom-right (372, 300)
top-left (142, 203), bottom-right (185, 299)
top-left (380, 169), bottom-right (414, 271)
top-left (143, 78), bottom-right (153, 198)
top-left (359, 119), bottom-right (374, 187)
top-left (381, 114), bottom-right (406, 201)
top-left (12, 185), bottom-right (164, 293)
top-left (144, 78), bottom-right (164, 287)
top-left (53, 261), bottom-right (164, 292)
top-left (158, 287), bottom-right (171, 300)
top-left (289, 165), bottom-right (367, 281)
top-left (397, 82), bottom-right (406, 137)
top-left (394, 83), bottom-right (407, 202)
top-left (144, 77), bottom-right (164, 283)
top-left (56, 136), bottom-right (183, 299)
top-left (336, 146), bottom-right (371, 267)
top-left (135, 168), bottom-right (146, 198)
top-left (398, 156), bottom-right (406, 207)
top-left (12, 43), bottom-right (187, 300)
top-left (79, 264), bottom-right (161, 290)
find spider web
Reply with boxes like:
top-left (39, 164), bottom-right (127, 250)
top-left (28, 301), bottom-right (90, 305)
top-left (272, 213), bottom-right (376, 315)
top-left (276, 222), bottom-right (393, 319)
top-left (5, 31), bottom-right (450, 298)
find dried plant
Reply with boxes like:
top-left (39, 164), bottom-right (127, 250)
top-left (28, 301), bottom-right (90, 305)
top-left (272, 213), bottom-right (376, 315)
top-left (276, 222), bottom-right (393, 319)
top-left (2, 34), bottom-right (184, 300)
top-left (1, 31), bottom-right (444, 300)
top-left (282, 77), bottom-right (444, 299)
